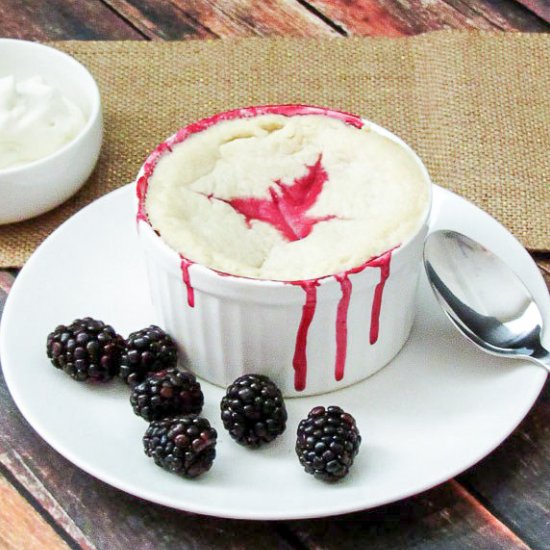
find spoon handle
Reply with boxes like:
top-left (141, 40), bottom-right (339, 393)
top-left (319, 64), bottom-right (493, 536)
top-left (531, 347), bottom-right (550, 373)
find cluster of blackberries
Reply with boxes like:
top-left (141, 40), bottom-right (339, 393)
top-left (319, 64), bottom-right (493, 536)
top-left (46, 317), bottom-right (361, 482)
top-left (47, 319), bottom-right (178, 385)
top-left (46, 317), bottom-right (214, 478)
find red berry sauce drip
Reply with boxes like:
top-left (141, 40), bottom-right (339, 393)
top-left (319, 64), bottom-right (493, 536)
top-left (366, 250), bottom-right (392, 345)
top-left (179, 256), bottom-right (195, 308)
top-left (334, 273), bottom-right (352, 381)
top-left (291, 280), bottom-right (319, 391)
top-left (291, 248), bottom-right (394, 391)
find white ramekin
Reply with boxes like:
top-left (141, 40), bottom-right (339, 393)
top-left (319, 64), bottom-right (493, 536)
top-left (135, 105), bottom-right (432, 397)
top-left (0, 39), bottom-right (102, 225)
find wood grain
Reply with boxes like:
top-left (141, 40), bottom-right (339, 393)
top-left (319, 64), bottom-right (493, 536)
top-left (100, 0), bottom-right (217, 39)
top-left (0, 471), bottom-right (70, 550)
top-left (444, 0), bottom-right (550, 30)
top-left (0, 0), bottom-right (143, 40)
top-left (302, 0), bottom-right (550, 35)
top-left (515, 0), bottom-right (550, 21)
top-left (2, 0), bottom-right (547, 43)
top-left (286, 480), bottom-right (530, 549)
top-left (0, 448), bottom-right (98, 550)
top-left (536, 256), bottom-right (550, 280)
top-left (0, 272), bottom-right (15, 295)
top-left (102, 0), bottom-right (339, 39)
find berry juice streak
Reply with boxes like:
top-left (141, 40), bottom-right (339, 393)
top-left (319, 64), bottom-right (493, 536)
top-left (293, 249), bottom-right (394, 391)
top-left (291, 281), bottom-right (319, 392)
top-left (179, 256), bottom-right (195, 308)
top-left (366, 251), bottom-right (392, 345)
top-left (334, 273), bottom-right (352, 381)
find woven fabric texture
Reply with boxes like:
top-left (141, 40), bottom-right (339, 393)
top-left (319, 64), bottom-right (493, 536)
top-left (1, 31), bottom-right (548, 267)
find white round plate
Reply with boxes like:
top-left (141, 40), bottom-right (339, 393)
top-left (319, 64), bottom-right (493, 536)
top-left (1, 184), bottom-right (548, 520)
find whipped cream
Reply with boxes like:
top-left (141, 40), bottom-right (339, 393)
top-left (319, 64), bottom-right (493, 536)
top-left (0, 75), bottom-right (86, 170)
top-left (145, 114), bottom-right (430, 280)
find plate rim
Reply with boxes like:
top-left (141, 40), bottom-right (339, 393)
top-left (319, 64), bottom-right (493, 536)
top-left (0, 183), bottom-right (547, 520)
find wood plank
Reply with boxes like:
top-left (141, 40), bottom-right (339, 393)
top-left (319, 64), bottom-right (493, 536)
top-left (0, 271), bottom-right (15, 295)
top-left (0, 449), bottom-right (98, 550)
top-left (286, 480), bottom-right (530, 549)
top-left (102, 0), bottom-right (339, 39)
top-left (301, 0), bottom-right (550, 35)
top-left (0, 0), bottom-right (143, 40)
top-left (0, 277), bottom-right (11, 325)
top-left (100, 0), bottom-right (217, 39)
top-left (444, 0), bottom-right (550, 30)
top-left (0, 470), bottom-right (71, 550)
top-left (515, 0), bottom-right (550, 22)
top-left (535, 256), bottom-right (550, 280)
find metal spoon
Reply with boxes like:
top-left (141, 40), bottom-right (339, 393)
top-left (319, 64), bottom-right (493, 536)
top-left (423, 230), bottom-right (550, 372)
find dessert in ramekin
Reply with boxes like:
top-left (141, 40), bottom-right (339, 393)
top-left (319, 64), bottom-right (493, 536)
top-left (135, 105), bottom-right (431, 396)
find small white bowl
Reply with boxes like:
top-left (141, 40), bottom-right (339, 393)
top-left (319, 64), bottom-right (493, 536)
top-left (0, 39), bottom-right (102, 225)
top-left (135, 105), bottom-right (432, 397)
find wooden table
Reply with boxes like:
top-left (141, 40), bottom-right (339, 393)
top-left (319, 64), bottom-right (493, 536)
top-left (1, 2), bottom-right (549, 549)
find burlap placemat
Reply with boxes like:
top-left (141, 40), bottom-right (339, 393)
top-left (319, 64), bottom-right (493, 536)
top-left (1, 31), bottom-right (548, 267)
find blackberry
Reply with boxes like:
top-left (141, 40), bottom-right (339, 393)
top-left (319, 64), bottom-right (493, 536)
top-left (220, 374), bottom-right (287, 448)
top-left (143, 415), bottom-right (217, 478)
top-left (119, 325), bottom-right (178, 386)
top-left (46, 317), bottom-right (124, 382)
top-left (130, 367), bottom-right (204, 421)
top-left (295, 406), bottom-right (361, 482)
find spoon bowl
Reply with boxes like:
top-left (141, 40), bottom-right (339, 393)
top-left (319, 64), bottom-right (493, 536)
top-left (423, 230), bottom-right (549, 371)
